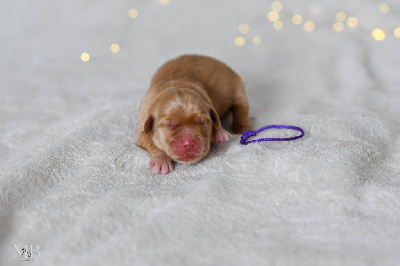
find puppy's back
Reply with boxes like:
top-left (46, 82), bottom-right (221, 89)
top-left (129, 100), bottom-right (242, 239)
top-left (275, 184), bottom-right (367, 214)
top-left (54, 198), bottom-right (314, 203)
top-left (150, 54), bottom-right (243, 116)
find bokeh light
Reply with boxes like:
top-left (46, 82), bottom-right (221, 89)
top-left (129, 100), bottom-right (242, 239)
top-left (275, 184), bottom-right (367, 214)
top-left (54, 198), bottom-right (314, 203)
top-left (274, 21), bottom-right (283, 30)
top-left (303, 21), bottom-right (315, 32)
top-left (81, 53), bottom-right (90, 62)
top-left (336, 12), bottom-right (347, 22)
top-left (158, 0), bottom-right (170, 5)
top-left (333, 22), bottom-right (344, 32)
top-left (372, 28), bottom-right (386, 41)
top-left (271, 1), bottom-right (282, 12)
top-left (292, 15), bottom-right (303, 25)
top-left (379, 3), bottom-right (390, 14)
top-left (85, 2), bottom-right (397, 60)
top-left (346, 17), bottom-right (358, 28)
top-left (394, 28), bottom-right (400, 38)
top-left (128, 8), bottom-right (138, 18)
top-left (268, 11), bottom-right (280, 22)
top-left (235, 36), bottom-right (245, 46)
top-left (239, 23), bottom-right (249, 34)
top-left (110, 44), bottom-right (120, 53)
top-left (252, 36), bottom-right (261, 45)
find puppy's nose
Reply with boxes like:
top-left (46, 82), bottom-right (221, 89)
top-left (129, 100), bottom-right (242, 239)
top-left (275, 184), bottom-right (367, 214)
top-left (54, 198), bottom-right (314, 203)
top-left (182, 139), bottom-right (196, 151)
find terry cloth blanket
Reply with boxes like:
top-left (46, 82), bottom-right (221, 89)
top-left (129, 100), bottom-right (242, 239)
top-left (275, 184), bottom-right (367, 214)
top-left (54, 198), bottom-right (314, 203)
top-left (1, 0), bottom-right (400, 265)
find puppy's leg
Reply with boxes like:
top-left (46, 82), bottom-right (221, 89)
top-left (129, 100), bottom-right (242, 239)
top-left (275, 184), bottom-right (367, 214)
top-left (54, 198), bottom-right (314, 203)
top-left (136, 131), bottom-right (173, 175)
top-left (231, 85), bottom-right (251, 134)
top-left (209, 108), bottom-right (231, 143)
top-left (212, 127), bottom-right (231, 143)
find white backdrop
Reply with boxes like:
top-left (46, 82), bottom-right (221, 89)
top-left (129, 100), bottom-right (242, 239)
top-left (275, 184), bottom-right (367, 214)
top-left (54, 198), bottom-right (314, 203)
top-left (1, 0), bottom-right (400, 265)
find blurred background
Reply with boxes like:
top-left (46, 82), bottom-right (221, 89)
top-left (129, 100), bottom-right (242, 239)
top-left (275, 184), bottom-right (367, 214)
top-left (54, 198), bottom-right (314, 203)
top-left (1, 0), bottom-right (399, 126)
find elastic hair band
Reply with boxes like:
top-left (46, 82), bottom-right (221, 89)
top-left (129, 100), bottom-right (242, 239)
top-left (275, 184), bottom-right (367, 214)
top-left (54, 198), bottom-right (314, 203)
top-left (240, 125), bottom-right (305, 145)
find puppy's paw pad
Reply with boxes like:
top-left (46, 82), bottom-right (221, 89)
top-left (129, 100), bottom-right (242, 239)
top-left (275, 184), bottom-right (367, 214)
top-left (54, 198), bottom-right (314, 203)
top-left (212, 128), bottom-right (231, 143)
top-left (149, 156), bottom-right (173, 175)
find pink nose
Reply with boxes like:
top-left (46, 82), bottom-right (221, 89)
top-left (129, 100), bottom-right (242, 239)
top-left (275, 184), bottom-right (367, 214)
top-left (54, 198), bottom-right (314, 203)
top-left (182, 139), bottom-right (196, 151)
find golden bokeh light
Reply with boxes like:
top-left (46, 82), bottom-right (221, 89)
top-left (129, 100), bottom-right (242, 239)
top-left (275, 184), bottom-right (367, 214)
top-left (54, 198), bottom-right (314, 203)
top-left (110, 44), bottom-right (120, 53)
top-left (81, 53), bottom-right (90, 62)
top-left (346, 17), bottom-right (358, 28)
top-left (379, 3), bottom-right (390, 14)
top-left (372, 28), bottom-right (386, 41)
top-left (271, 1), bottom-right (282, 12)
top-left (128, 8), bottom-right (138, 18)
top-left (303, 21), bottom-right (315, 32)
top-left (292, 15), bottom-right (303, 25)
top-left (158, 0), bottom-right (170, 5)
top-left (235, 36), bottom-right (245, 46)
top-left (239, 23), bottom-right (249, 34)
top-left (268, 11), bottom-right (280, 22)
top-left (336, 12), bottom-right (347, 22)
top-left (394, 28), bottom-right (400, 38)
top-left (252, 36), bottom-right (261, 45)
top-left (333, 22), bottom-right (344, 32)
top-left (274, 21), bottom-right (283, 30)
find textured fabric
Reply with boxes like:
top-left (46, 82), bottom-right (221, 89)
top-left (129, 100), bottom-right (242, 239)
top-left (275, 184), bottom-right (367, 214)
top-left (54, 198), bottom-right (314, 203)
top-left (1, 0), bottom-right (400, 265)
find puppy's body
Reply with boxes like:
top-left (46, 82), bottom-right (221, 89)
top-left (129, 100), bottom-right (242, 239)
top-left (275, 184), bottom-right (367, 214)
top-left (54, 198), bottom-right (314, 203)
top-left (136, 55), bottom-right (250, 174)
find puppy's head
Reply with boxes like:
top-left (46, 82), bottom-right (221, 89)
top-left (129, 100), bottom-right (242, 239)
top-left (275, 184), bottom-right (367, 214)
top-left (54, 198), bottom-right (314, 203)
top-left (144, 87), bottom-right (220, 163)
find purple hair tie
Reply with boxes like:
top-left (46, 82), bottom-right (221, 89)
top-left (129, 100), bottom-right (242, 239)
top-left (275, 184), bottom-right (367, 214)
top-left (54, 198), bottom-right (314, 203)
top-left (240, 125), bottom-right (305, 145)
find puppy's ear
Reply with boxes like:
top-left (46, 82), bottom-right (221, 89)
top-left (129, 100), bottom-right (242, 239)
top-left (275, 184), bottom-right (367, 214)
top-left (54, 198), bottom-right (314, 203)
top-left (144, 115), bottom-right (154, 134)
top-left (209, 108), bottom-right (221, 129)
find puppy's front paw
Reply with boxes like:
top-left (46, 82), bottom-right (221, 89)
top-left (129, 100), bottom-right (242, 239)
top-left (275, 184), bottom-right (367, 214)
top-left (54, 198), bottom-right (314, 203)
top-left (212, 128), bottom-right (231, 143)
top-left (149, 156), bottom-right (173, 175)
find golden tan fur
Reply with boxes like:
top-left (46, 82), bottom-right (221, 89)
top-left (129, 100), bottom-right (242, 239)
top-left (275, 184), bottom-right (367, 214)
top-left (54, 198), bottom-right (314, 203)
top-left (136, 54), bottom-right (250, 174)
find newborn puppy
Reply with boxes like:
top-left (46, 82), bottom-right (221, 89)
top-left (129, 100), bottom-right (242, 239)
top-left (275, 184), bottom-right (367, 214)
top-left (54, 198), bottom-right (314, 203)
top-left (136, 55), bottom-right (250, 174)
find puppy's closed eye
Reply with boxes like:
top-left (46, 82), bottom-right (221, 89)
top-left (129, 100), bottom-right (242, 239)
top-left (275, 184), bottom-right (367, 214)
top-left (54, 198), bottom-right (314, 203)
top-left (193, 117), bottom-right (210, 126)
top-left (201, 119), bottom-right (210, 126)
top-left (193, 117), bottom-right (202, 125)
top-left (164, 120), bottom-right (178, 129)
